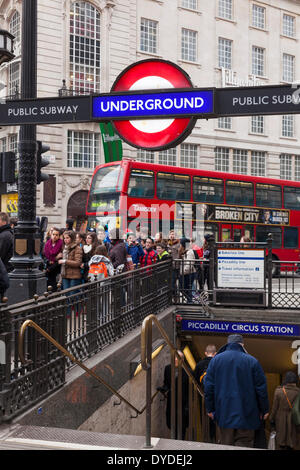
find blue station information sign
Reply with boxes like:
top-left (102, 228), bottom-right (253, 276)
top-left (92, 88), bottom-right (215, 120)
top-left (181, 319), bottom-right (300, 337)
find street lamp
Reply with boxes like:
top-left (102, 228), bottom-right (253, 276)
top-left (0, 30), bottom-right (15, 66)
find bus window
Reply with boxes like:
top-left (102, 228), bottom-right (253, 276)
top-left (193, 177), bottom-right (223, 203)
top-left (226, 181), bottom-right (254, 206)
top-left (256, 184), bottom-right (282, 208)
top-left (128, 169), bottom-right (154, 198)
top-left (284, 227), bottom-right (298, 248)
top-left (90, 165), bottom-right (124, 193)
top-left (87, 165), bottom-right (123, 212)
top-left (256, 226), bottom-right (282, 248)
top-left (284, 187), bottom-right (300, 210)
top-left (157, 173), bottom-right (190, 200)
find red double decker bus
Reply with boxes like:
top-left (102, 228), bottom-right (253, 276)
top-left (86, 158), bottom-right (300, 267)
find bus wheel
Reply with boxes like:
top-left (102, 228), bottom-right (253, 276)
top-left (271, 256), bottom-right (280, 277)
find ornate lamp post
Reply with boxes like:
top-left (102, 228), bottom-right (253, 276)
top-left (7, 0), bottom-right (47, 303)
top-left (0, 29), bottom-right (15, 66)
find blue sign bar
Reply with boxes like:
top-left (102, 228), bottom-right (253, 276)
top-left (181, 319), bottom-right (300, 337)
top-left (92, 89), bottom-right (214, 120)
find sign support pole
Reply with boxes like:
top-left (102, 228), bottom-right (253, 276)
top-left (7, 0), bottom-right (46, 304)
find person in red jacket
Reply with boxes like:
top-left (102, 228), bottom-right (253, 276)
top-left (141, 238), bottom-right (157, 267)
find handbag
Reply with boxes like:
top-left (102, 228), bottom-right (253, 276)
top-left (283, 386), bottom-right (300, 426)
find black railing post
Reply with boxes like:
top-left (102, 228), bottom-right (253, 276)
top-left (208, 235), bottom-right (215, 300)
top-left (267, 234), bottom-right (273, 308)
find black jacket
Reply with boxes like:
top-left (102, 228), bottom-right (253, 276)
top-left (0, 258), bottom-right (9, 297)
top-left (0, 224), bottom-right (13, 269)
top-left (194, 357), bottom-right (213, 384)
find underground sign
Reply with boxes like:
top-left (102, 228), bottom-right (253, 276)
top-left (109, 59), bottom-right (198, 151)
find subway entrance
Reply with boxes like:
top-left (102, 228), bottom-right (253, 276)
top-left (177, 326), bottom-right (299, 444)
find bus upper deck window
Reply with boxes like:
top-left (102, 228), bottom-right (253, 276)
top-left (226, 180), bottom-right (254, 206)
top-left (128, 169), bottom-right (154, 198)
top-left (92, 165), bottom-right (124, 194)
top-left (256, 184), bottom-right (281, 208)
top-left (157, 173), bottom-right (190, 200)
top-left (193, 177), bottom-right (223, 203)
top-left (284, 187), bottom-right (300, 210)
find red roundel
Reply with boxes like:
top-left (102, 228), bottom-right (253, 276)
top-left (111, 59), bottom-right (196, 151)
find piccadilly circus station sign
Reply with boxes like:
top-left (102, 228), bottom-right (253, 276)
top-left (92, 59), bottom-right (214, 150)
top-left (1, 58), bottom-right (300, 150)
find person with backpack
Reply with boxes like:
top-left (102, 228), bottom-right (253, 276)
top-left (194, 345), bottom-right (217, 443)
top-left (88, 244), bottom-right (115, 323)
top-left (269, 371), bottom-right (300, 450)
top-left (88, 244), bottom-right (114, 281)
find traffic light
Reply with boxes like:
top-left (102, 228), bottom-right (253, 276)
top-left (36, 141), bottom-right (50, 184)
top-left (0, 151), bottom-right (16, 183)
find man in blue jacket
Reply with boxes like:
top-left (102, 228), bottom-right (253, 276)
top-left (126, 232), bottom-right (144, 268)
top-left (204, 334), bottom-right (269, 448)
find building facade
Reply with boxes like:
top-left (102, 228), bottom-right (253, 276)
top-left (0, 0), bottom-right (300, 228)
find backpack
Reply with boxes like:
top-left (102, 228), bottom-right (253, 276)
top-left (88, 255), bottom-right (114, 281)
top-left (88, 261), bottom-right (108, 281)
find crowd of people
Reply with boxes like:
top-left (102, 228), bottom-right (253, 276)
top-left (41, 223), bottom-right (212, 297)
top-left (0, 210), bottom-right (212, 300)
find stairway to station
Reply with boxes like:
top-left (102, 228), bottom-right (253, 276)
top-left (0, 424), bottom-right (250, 451)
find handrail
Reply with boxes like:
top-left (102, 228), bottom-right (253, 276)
top-left (141, 314), bottom-right (204, 397)
top-left (18, 319), bottom-right (159, 420)
top-left (141, 314), bottom-right (204, 447)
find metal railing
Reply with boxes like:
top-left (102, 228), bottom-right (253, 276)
top-left (0, 245), bottom-right (299, 424)
top-left (0, 261), bottom-right (172, 422)
top-left (141, 314), bottom-right (203, 447)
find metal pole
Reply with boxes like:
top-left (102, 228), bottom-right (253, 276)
top-left (7, 0), bottom-right (47, 303)
top-left (144, 319), bottom-right (153, 448)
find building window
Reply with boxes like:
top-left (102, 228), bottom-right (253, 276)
top-left (251, 151), bottom-right (265, 176)
top-left (70, 1), bottom-right (101, 95)
top-left (181, 28), bottom-right (197, 62)
top-left (0, 138), bottom-right (7, 152)
top-left (252, 46), bottom-right (265, 76)
top-left (252, 4), bottom-right (265, 29)
top-left (140, 18), bottom-right (158, 54)
top-left (282, 53), bottom-right (295, 82)
top-left (180, 143), bottom-right (198, 168)
top-left (282, 115), bottom-right (294, 138)
top-left (158, 148), bottom-right (177, 166)
top-left (251, 115), bottom-right (264, 134)
top-left (182, 0), bottom-right (197, 10)
top-left (280, 154), bottom-right (292, 180)
top-left (215, 147), bottom-right (229, 172)
top-left (218, 37), bottom-right (232, 69)
top-left (9, 11), bottom-right (21, 45)
top-left (136, 149), bottom-right (155, 163)
top-left (283, 14), bottom-right (295, 38)
top-left (218, 117), bottom-right (232, 129)
top-left (233, 149), bottom-right (248, 174)
top-left (67, 131), bottom-right (100, 168)
top-left (9, 62), bottom-right (20, 97)
top-left (295, 156), bottom-right (300, 181)
top-left (218, 0), bottom-right (233, 20)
